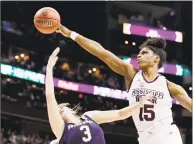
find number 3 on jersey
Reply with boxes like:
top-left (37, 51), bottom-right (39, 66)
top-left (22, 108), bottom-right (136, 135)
top-left (139, 104), bottom-right (155, 121)
top-left (80, 125), bottom-right (92, 142)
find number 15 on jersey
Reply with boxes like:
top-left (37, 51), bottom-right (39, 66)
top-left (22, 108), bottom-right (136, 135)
top-left (139, 104), bottom-right (155, 121)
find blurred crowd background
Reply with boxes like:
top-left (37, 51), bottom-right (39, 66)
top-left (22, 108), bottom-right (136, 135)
top-left (1, 1), bottom-right (192, 144)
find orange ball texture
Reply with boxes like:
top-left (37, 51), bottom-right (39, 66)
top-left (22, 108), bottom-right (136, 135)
top-left (34, 7), bottom-right (61, 34)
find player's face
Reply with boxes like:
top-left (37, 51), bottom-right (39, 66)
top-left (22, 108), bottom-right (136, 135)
top-left (137, 47), bottom-right (158, 69)
top-left (59, 106), bottom-right (74, 121)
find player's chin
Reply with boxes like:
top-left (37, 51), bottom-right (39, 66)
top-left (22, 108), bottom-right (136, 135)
top-left (138, 63), bottom-right (146, 70)
top-left (61, 115), bottom-right (67, 121)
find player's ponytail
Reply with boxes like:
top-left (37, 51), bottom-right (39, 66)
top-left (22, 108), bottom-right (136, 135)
top-left (141, 37), bottom-right (167, 49)
top-left (59, 103), bottom-right (81, 116)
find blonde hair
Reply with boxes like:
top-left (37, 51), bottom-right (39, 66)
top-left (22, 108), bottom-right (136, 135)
top-left (58, 103), bottom-right (81, 117)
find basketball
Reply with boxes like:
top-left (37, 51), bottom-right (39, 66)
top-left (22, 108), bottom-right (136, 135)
top-left (34, 7), bottom-right (61, 34)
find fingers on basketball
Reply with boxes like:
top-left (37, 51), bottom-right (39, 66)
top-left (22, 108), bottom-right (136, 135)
top-left (55, 24), bottom-right (62, 33)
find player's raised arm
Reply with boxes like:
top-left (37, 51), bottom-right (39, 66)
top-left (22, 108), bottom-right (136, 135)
top-left (56, 24), bottom-right (137, 80)
top-left (84, 95), bottom-right (151, 124)
top-left (45, 47), bottom-right (64, 139)
top-left (167, 81), bottom-right (192, 112)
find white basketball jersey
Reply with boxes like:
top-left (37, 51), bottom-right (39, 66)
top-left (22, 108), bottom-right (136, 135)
top-left (127, 71), bottom-right (174, 134)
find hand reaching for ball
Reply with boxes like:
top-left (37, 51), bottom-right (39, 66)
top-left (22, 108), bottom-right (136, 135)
top-left (56, 24), bottom-right (71, 37)
top-left (47, 47), bottom-right (60, 70)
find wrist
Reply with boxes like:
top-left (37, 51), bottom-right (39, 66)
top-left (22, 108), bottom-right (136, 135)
top-left (46, 66), bottom-right (53, 71)
top-left (66, 30), bottom-right (71, 37)
top-left (139, 101), bottom-right (144, 107)
top-left (70, 31), bottom-right (79, 41)
top-left (60, 25), bottom-right (71, 37)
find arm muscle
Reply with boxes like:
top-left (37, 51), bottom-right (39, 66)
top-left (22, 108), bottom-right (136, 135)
top-left (168, 81), bottom-right (192, 112)
top-left (75, 34), bottom-right (137, 79)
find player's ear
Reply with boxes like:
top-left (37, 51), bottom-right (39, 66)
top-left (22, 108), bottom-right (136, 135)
top-left (154, 56), bottom-right (160, 63)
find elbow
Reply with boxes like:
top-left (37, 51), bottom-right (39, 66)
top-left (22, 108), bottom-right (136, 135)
top-left (45, 91), bottom-right (50, 97)
top-left (45, 88), bottom-right (55, 98)
top-left (118, 110), bottom-right (124, 120)
top-left (45, 92), bottom-right (54, 99)
top-left (90, 40), bottom-right (107, 57)
top-left (96, 45), bottom-right (107, 59)
top-left (98, 49), bottom-right (112, 63)
top-left (87, 40), bottom-right (110, 61)
top-left (94, 41), bottom-right (102, 48)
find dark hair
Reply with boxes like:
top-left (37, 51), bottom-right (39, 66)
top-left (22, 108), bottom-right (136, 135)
top-left (139, 37), bottom-right (167, 68)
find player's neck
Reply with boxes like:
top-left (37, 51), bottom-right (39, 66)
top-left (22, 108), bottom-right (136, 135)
top-left (67, 116), bottom-right (82, 124)
top-left (142, 67), bottom-right (159, 81)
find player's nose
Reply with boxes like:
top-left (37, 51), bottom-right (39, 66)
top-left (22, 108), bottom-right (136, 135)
top-left (59, 110), bottom-right (63, 114)
top-left (137, 54), bottom-right (141, 59)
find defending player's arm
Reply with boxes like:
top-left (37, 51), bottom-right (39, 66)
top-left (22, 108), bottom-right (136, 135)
top-left (56, 25), bottom-right (137, 80)
top-left (167, 81), bottom-right (192, 112)
top-left (84, 95), bottom-right (151, 124)
top-left (45, 47), bottom-right (64, 139)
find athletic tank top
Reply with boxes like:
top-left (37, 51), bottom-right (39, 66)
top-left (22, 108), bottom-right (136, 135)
top-left (127, 71), bottom-right (173, 134)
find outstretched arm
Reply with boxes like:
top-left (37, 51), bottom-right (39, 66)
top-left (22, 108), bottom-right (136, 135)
top-left (167, 81), bottom-right (192, 112)
top-left (84, 95), bottom-right (151, 124)
top-left (45, 48), bottom-right (64, 139)
top-left (56, 25), bottom-right (137, 80)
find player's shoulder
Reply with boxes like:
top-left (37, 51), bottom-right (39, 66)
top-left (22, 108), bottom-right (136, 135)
top-left (159, 73), bottom-right (166, 79)
top-left (130, 70), bottom-right (142, 80)
top-left (154, 73), bottom-right (167, 83)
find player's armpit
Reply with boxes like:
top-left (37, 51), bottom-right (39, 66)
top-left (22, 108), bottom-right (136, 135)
top-left (167, 80), bottom-right (192, 112)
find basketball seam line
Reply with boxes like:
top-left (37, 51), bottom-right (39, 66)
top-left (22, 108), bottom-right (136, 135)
top-left (34, 23), bottom-right (59, 29)
top-left (34, 17), bottom-right (61, 22)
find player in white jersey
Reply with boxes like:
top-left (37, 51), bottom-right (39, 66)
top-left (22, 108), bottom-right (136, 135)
top-left (127, 71), bottom-right (182, 144)
top-left (56, 24), bottom-right (192, 144)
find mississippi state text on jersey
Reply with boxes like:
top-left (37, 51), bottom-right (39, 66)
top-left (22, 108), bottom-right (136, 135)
top-left (59, 115), bottom-right (106, 144)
